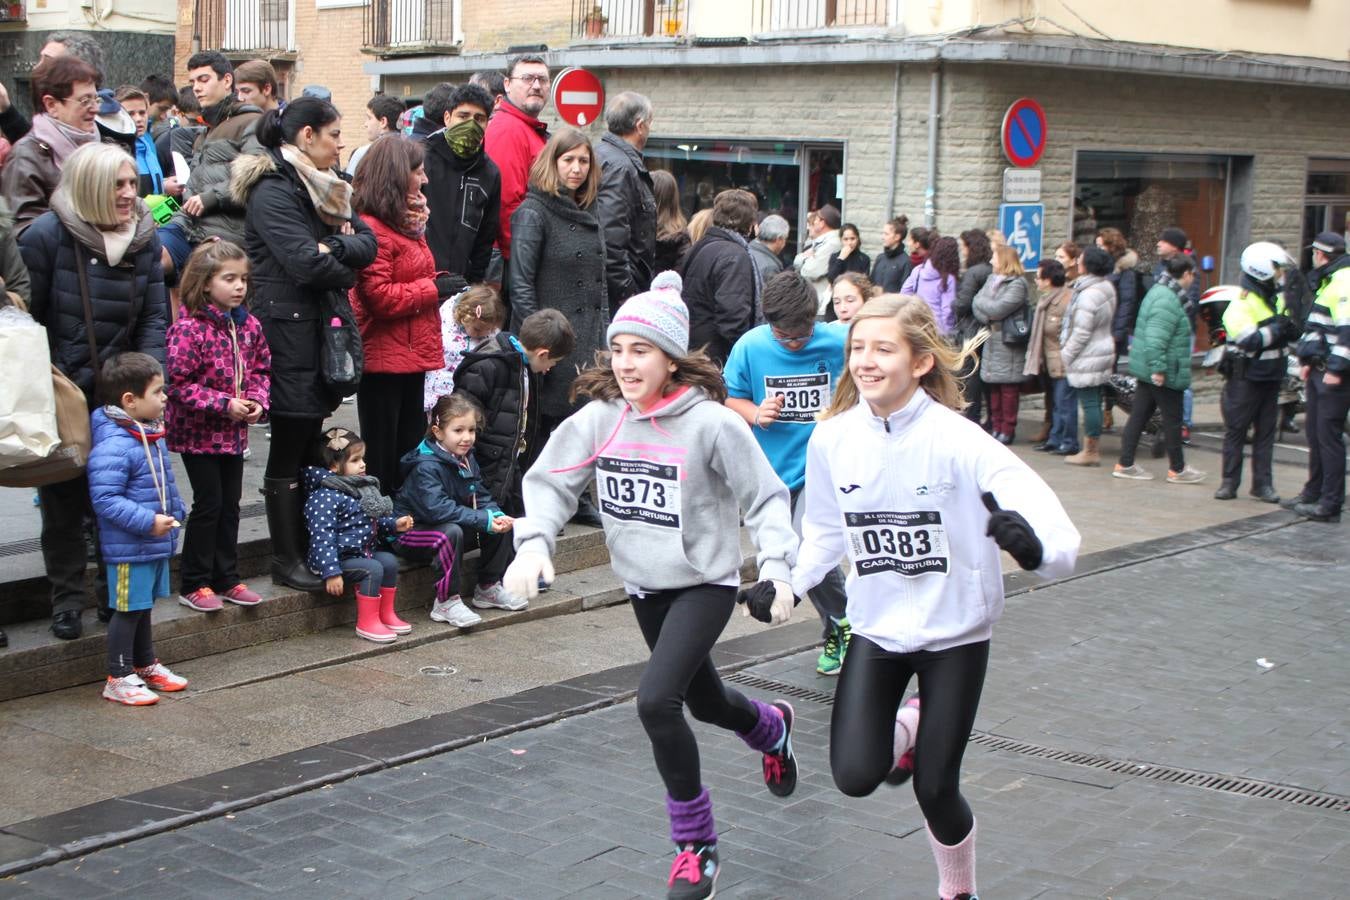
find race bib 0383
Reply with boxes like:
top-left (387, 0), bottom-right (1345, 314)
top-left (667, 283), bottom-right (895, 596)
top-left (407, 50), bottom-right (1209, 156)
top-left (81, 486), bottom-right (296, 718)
top-left (597, 457), bottom-right (682, 529)
top-left (764, 372), bottom-right (831, 424)
top-left (845, 510), bottom-right (949, 577)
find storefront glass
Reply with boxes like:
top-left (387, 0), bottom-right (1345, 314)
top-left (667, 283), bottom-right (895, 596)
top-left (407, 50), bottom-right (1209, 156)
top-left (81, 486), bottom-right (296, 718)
top-left (1074, 151), bottom-right (1230, 281)
top-left (644, 137), bottom-right (845, 262)
top-left (1302, 158), bottom-right (1350, 270)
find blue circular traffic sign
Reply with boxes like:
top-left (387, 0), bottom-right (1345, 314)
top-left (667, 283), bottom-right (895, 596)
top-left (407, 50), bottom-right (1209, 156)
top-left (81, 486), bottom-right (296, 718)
top-left (1001, 98), bottom-right (1047, 168)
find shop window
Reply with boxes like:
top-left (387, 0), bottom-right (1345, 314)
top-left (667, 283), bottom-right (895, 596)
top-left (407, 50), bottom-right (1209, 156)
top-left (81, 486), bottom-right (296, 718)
top-left (644, 138), bottom-right (844, 265)
top-left (1302, 158), bottom-right (1350, 270)
top-left (1074, 151), bottom-right (1232, 279)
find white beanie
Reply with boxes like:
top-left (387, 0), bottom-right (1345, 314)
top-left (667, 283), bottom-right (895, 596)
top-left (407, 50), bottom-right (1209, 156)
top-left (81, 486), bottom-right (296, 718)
top-left (606, 271), bottom-right (689, 359)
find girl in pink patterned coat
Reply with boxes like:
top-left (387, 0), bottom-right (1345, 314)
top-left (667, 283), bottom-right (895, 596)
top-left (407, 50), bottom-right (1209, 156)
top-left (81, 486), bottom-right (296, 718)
top-left (166, 240), bottom-right (271, 613)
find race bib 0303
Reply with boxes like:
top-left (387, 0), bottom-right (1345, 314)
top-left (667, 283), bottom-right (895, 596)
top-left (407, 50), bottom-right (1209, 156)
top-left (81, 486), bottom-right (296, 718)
top-left (597, 457), bottom-right (682, 529)
top-left (845, 510), bottom-right (949, 577)
top-left (764, 372), bottom-right (831, 424)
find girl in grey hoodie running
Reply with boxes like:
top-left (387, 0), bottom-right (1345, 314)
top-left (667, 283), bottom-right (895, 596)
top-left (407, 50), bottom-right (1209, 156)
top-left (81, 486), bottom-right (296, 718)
top-left (503, 273), bottom-right (800, 900)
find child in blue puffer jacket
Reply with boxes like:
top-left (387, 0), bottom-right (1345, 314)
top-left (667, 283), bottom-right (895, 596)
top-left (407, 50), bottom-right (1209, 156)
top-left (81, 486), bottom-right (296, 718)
top-left (393, 394), bottom-right (519, 626)
top-left (87, 353), bottom-right (189, 707)
top-left (302, 428), bottom-right (414, 643)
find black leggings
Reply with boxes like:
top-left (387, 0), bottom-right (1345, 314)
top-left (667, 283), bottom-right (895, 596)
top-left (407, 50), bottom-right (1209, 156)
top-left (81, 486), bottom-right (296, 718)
top-left (1119, 380), bottom-right (1185, 471)
top-left (357, 372), bottom-right (426, 493)
top-left (631, 585), bottom-right (759, 801)
top-left (831, 635), bottom-right (989, 845)
top-left (107, 609), bottom-right (154, 677)
top-left (180, 454), bottom-right (245, 593)
top-left (265, 415), bottom-right (324, 480)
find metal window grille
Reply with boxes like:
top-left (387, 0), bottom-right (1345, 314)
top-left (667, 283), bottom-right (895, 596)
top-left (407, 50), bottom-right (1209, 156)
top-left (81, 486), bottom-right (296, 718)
top-left (197, 0), bottom-right (292, 53)
top-left (751, 0), bottom-right (888, 31)
top-left (572, 0), bottom-right (691, 40)
top-left (365, 0), bottom-right (457, 49)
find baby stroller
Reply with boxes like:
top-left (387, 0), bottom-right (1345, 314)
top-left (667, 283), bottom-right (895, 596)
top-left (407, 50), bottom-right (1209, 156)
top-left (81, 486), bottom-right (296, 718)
top-left (1103, 373), bottom-right (1167, 458)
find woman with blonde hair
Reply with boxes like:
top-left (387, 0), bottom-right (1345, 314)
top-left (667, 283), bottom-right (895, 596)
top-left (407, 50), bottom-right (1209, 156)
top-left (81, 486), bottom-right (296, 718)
top-left (686, 207), bottom-right (713, 246)
top-left (793, 294), bottom-right (1079, 900)
top-left (972, 245), bottom-right (1031, 443)
top-left (19, 141), bottom-right (169, 639)
top-left (507, 126), bottom-right (608, 524)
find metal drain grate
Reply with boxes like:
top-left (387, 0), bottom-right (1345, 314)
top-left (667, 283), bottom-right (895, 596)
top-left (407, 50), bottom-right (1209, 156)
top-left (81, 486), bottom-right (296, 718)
top-left (725, 672), bottom-right (836, 706)
top-left (727, 672), bottom-right (1350, 813)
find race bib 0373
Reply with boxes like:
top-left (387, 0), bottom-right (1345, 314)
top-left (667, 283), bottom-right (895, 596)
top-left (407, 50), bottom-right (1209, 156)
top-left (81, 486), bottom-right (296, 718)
top-left (845, 510), bottom-right (949, 577)
top-left (597, 457), bottom-right (682, 529)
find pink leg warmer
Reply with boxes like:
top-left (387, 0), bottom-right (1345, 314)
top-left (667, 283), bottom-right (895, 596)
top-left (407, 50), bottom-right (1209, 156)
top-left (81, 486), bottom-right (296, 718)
top-left (926, 819), bottom-right (976, 900)
top-left (893, 695), bottom-right (921, 767)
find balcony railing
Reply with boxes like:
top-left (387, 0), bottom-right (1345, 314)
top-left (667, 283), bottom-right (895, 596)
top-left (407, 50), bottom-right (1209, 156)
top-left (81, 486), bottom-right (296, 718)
top-left (0, 2), bottom-right (26, 24)
top-left (752, 0), bottom-right (890, 31)
top-left (196, 0), bottom-right (293, 54)
top-left (571, 0), bottom-right (691, 41)
top-left (365, 0), bottom-right (458, 52)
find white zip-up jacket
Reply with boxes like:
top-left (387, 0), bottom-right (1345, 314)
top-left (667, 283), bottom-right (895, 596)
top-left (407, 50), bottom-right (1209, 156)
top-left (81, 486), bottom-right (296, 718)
top-left (792, 390), bottom-right (1080, 654)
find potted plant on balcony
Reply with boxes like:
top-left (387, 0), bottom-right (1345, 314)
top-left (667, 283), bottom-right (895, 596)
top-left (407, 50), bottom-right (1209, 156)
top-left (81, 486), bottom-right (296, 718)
top-left (660, 0), bottom-right (682, 35)
top-left (582, 3), bottom-right (607, 38)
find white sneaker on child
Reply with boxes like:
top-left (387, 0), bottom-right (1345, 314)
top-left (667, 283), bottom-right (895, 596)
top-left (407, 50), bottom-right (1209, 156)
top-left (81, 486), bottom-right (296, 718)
top-left (471, 582), bottom-right (528, 611)
top-left (103, 673), bottom-right (159, 706)
top-left (430, 596), bottom-right (483, 627)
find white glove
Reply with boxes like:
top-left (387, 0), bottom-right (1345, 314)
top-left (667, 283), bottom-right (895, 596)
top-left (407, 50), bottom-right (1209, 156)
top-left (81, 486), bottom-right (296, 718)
top-left (769, 579), bottom-right (794, 626)
top-left (503, 551), bottom-right (554, 601)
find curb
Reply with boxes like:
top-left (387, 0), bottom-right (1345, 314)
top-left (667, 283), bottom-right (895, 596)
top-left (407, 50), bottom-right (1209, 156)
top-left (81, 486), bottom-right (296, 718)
top-left (0, 508), bottom-right (1305, 878)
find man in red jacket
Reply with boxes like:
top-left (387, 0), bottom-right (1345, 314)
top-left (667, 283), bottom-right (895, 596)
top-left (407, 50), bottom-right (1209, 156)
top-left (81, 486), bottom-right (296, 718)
top-left (484, 54), bottom-right (550, 264)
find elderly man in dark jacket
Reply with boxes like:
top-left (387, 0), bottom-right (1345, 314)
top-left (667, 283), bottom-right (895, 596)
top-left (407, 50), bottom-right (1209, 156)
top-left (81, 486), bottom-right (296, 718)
top-left (681, 189), bottom-right (760, 365)
top-left (595, 91), bottom-right (656, 311)
top-left (422, 83), bottom-right (501, 295)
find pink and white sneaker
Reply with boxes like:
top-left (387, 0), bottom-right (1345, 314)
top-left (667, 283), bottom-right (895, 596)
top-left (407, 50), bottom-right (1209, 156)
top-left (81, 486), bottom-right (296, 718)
top-left (222, 584), bottom-right (263, 606)
top-left (134, 660), bottom-right (188, 692)
top-left (178, 587), bottom-right (223, 612)
top-left (103, 674), bottom-right (159, 706)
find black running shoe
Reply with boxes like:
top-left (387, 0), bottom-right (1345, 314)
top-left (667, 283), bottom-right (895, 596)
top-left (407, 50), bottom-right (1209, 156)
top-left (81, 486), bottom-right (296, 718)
top-left (667, 843), bottom-right (718, 900)
top-left (762, 700), bottom-right (797, 797)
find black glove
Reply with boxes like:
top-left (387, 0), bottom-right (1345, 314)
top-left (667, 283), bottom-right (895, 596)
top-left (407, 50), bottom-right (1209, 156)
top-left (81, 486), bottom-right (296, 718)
top-left (736, 580), bottom-right (799, 624)
top-left (1272, 315), bottom-right (1298, 344)
top-left (981, 491), bottom-right (1043, 571)
top-left (435, 274), bottom-right (468, 299)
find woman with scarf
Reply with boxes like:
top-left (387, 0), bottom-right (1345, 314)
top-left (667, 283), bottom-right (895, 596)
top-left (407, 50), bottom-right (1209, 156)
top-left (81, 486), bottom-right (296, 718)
top-left (18, 142), bottom-right (169, 641)
top-left (350, 134), bottom-right (447, 494)
top-left (232, 96), bottom-right (377, 590)
top-left (2, 56), bottom-right (101, 233)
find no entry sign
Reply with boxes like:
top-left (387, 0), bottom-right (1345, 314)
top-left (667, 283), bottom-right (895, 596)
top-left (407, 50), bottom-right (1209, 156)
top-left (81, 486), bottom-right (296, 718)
top-left (1001, 97), bottom-right (1047, 168)
top-left (552, 67), bottom-right (604, 127)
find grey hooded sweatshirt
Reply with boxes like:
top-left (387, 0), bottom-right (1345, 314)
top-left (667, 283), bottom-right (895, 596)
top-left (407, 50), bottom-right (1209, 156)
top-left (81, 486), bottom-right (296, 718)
top-left (514, 385), bottom-right (797, 592)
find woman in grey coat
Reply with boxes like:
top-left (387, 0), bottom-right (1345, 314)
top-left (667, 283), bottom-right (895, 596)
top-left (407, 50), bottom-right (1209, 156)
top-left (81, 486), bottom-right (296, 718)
top-left (1058, 246), bottom-right (1118, 466)
top-left (972, 245), bottom-right (1030, 443)
top-left (508, 127), bottom-right (608, 425)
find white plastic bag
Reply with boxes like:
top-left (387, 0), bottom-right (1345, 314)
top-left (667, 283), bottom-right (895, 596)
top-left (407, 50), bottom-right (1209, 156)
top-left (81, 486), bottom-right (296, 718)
top-left (0, 305), bottom-right (60, 468)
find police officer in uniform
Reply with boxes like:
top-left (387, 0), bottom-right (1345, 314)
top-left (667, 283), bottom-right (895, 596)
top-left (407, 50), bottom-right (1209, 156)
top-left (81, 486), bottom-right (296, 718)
top-left (1285, 231), bottom-right (1350, 522)
top-left (1214, 242), bottom-right (1300, 502)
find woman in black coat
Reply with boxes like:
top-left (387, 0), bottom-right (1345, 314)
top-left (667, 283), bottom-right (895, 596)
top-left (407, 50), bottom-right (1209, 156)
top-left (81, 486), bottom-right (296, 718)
top-left (19, 142), bottom-right (168, 640)
top-left (231, 97), bottom-right (377, 589)
top-left (507, 126), bottom-right (607, 427)
top-left (826, 223), bottom-right (870, 284)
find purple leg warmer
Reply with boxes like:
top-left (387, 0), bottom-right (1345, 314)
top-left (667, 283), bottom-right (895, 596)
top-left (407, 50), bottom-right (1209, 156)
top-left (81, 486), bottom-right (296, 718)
top-left (666, 787), bottom-right (716, 846)
top-left (738, 699), bottom-right (785, 753)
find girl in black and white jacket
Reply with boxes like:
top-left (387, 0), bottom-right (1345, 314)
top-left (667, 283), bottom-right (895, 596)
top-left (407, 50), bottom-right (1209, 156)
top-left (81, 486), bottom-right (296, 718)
top-left (792, 295), bottom-right (1080, 900)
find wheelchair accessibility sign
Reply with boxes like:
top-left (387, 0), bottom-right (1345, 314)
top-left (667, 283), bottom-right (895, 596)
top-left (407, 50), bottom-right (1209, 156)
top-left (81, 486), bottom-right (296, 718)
top-left (998, 203), bottom-right (1043, 268)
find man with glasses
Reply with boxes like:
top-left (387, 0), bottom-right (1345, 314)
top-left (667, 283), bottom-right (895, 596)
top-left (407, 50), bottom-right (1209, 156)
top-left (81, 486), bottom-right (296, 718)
top-left (724, 271), bottom-right (852, 675)
top-left (484, 54), bottom-right (551, 272)
top-left (2, 55), bottom-right (101, 232)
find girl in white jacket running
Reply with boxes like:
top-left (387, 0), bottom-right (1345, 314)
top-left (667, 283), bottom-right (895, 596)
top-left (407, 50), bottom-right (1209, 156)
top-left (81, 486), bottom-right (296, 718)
top-left (792, 295), bottom-right (1080, 900)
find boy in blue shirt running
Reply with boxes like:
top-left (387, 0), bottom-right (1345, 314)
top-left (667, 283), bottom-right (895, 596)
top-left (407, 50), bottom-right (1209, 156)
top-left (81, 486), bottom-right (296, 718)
top-left (724, 271), bottom-right (851, 674)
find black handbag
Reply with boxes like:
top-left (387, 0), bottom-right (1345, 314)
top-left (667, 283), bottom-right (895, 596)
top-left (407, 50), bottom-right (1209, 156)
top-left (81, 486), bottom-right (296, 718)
top-left (319, 289), bottom-right (363, 398)
top-left (1001, 303), bottom-right (1032, 345)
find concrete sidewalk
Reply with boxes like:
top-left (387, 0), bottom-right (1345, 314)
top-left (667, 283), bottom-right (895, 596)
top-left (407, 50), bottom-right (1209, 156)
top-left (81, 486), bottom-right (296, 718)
top-left (1, 512), bottom-right (1346, 898)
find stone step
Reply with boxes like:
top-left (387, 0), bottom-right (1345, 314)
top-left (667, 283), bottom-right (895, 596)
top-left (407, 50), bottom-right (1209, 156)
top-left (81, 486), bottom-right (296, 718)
top-left (0, 524), bottom-right (611, 702)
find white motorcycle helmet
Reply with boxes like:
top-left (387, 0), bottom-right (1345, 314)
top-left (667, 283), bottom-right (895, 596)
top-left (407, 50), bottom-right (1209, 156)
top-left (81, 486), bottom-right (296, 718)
top-left (1239, 241), bottom-right (1295, 283)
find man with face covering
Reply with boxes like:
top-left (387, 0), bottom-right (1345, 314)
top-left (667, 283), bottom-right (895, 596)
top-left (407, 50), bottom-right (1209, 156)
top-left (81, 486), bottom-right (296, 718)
top-left (422, 83), bottom-right (501, 295)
